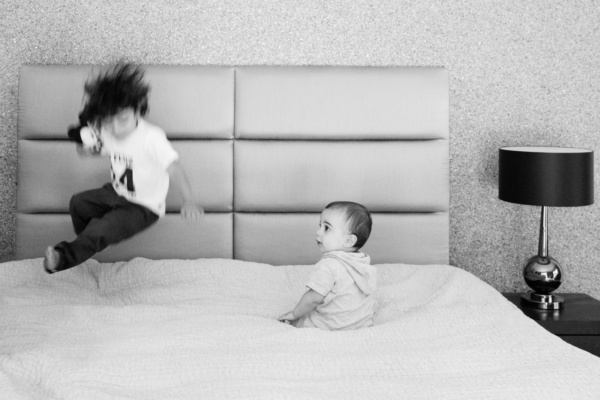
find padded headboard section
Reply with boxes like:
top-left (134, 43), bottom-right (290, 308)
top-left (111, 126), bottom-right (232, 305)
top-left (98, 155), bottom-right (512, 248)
top-left (17, 65), bottom-right (449, 265)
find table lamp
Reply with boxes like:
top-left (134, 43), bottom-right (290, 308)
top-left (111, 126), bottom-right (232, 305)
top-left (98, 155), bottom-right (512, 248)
top-left (498, 146), bottom-right (594, 310)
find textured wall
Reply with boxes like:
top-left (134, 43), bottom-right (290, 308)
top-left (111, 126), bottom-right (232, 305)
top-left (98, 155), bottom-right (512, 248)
top-left (1, 1), bottom-right (599, 298)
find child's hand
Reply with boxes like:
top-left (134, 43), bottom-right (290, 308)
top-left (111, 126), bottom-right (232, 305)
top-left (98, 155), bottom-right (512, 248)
top-left (181, 202), bottom-right (204, 224)
top-left (278, 311), bottom-right (296, 324)
top-left (75, 143), bottom-right (100, 158)
top-left (81, 126), bottom-right (102, 153)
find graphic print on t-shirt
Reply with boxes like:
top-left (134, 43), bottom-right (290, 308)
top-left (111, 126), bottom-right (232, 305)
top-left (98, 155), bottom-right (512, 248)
top-left (110, 152), bottom-right (135, 195)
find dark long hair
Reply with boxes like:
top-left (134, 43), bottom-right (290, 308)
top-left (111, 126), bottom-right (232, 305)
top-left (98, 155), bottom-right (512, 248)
top-left (79, 63), bottom-right (150, 126)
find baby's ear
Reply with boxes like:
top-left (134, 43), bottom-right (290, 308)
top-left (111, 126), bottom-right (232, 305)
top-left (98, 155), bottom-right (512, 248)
top-left (344, 234), bottom-right (358, 248)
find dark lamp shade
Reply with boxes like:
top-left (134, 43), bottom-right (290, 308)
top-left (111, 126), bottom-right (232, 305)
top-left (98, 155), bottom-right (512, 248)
top-left (499, 147), bottom-right (594, 207)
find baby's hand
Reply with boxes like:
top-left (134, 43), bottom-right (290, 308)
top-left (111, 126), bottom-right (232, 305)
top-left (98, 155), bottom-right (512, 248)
top-left (278, 311), bottom-right (296, 324)
top-left (181, 202), bottom-right (204, 225)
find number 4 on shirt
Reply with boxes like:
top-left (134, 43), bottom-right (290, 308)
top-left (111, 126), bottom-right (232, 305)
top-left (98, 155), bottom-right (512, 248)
top-left (119, 168), bottom-right (135, 192)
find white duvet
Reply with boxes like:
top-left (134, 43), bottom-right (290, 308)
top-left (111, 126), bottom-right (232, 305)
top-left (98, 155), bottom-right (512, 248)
top-left (1, 257), bottom-right (599, 400)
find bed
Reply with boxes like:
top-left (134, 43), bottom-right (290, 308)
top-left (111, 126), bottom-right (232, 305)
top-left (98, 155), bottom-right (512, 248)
top-left (2, 65), bottom-right (599, 399)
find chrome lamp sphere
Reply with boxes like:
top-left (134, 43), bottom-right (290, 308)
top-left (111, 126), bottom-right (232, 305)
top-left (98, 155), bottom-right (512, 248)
top-left (523, 255), bottom-right (562, 294)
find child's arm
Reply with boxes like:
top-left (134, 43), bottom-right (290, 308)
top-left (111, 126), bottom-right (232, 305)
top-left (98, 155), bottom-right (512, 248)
top-left (167, 160), bottom-right (204, 223)
top-left (278, 289), bottom-right (325, 322)
top-left (68, 123), bottom-right (103, 157)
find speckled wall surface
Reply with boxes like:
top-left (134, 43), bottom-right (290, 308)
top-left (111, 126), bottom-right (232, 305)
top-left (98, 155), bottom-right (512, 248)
top-left (1, 1), bottom-right (599, 298)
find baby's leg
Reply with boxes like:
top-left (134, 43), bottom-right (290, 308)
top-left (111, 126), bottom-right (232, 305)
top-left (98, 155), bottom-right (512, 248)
top-left (50, 201), bottom-right (158, 273)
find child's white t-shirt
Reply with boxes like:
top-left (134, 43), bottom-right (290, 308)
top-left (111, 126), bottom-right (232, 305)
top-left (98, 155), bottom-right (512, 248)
top-left (100, 119), bottom-right (179, 216)
top-left (296, 251), bottom-right (377, 331)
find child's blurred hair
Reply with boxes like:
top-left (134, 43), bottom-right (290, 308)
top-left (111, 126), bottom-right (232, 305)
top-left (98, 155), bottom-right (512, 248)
top-left (79, 63), bottom-right (150, 126)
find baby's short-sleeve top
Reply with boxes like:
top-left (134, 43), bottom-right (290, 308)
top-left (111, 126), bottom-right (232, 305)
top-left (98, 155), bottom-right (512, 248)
top-left (298, 252), bottom-right (376, 331)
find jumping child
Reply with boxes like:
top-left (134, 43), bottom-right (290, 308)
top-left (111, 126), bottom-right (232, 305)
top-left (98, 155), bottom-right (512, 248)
top-left (43, 63), bottom-right (203, 273)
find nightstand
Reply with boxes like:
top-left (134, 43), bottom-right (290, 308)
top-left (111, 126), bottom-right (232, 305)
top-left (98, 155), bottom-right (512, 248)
top-left (502, 293), bottom-right (600, 357)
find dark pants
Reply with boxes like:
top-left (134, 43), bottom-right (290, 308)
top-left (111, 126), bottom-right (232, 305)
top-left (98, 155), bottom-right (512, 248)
top-left (53, 184), bottom-right (159, 272)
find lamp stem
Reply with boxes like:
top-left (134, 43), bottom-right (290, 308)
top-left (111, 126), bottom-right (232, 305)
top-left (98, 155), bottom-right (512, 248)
top-left (538, 206), bottom-right (548, 258)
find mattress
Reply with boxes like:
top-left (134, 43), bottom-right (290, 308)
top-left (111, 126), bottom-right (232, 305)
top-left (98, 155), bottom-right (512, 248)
top-left (1, 258), bottom-right (599, 399)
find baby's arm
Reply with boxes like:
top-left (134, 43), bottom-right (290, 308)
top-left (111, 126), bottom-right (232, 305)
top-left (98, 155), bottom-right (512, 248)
top-left (167, 160), bottom-right (204, 223)
top-left (278, 289), bottom-right (325, 322)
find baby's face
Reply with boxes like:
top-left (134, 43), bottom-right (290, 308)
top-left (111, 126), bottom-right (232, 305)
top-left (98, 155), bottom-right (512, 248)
top-left (316, 208), bottom-right (353, 253)
top-left (102, 108), bottom-right (138, 140)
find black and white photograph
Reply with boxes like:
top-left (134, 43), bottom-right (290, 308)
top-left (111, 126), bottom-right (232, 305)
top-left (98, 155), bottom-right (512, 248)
top-left (1, 1), bottom-right (599, 398)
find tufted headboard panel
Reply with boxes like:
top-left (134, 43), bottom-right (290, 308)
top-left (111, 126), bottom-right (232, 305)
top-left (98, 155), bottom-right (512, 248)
top-left (16, 65), bottom-right (449, 265)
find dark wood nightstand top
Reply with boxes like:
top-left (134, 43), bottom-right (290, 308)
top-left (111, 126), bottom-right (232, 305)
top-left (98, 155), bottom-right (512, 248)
top-left (502, 293), bottom-right (600, 335)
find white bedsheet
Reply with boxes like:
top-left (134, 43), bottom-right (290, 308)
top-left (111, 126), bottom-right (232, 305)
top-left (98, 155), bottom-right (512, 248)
top-left (1, 257), bottom-right (599, 399)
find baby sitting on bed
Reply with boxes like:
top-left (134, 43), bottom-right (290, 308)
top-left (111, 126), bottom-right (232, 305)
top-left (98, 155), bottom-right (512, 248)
top-left (278, 201), bottom-right (377, 330)
top-left (43, 63), bottom-right (203, 274)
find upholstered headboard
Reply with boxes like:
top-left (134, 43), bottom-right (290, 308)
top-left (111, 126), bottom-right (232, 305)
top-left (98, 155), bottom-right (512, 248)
top-left (16, 65), bottom-right (449, 265)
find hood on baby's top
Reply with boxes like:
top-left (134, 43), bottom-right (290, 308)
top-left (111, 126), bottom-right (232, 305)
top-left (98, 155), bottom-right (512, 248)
top-left (322, 251), bottom-right (377, 295)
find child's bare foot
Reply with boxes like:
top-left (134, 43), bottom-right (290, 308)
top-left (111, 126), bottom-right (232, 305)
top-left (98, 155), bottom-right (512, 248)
top-left (43, 246), bottom-right (60, 274)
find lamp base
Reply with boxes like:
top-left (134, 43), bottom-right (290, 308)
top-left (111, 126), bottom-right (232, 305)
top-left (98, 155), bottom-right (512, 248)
top-left (521, 292), bottom-right (564, 310)
top-left (523, 255), bottom-right (562, 293)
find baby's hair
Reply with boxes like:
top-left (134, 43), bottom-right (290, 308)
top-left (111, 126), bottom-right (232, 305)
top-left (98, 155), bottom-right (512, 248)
top-left (325, 201), bottom-right (372, 249)
top-left (80, 63), bottom-right (150, 126)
